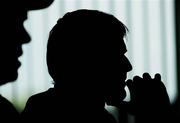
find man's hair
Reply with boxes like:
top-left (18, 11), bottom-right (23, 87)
top-left (47, 9), bottom-right (128, 84)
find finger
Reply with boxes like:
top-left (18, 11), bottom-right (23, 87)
top-left (126, 79), bottom-right (135, 99)
top-left (133, 76), bottom-right (142, 82)
top-left (154, 73), bottom-right (161, 81)
top-left (142, 72), bottom-right (151, 80)
top-left (126, 79), bottom-right (133, 90)
top-left (126, 79), bottom-right (134, 92)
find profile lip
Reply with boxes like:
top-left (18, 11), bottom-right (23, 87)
top-left (17, 60), bottom-right (21, 67)
top-left (17, 47), bottom-right (23, 57)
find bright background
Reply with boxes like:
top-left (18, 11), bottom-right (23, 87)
top-left (0, 0), bottom-right (177, 114)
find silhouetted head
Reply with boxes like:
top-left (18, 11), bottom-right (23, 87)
top-left (0, 0), bottom-right (54, 85)
top-left (47, 9), bottom-right (132, 103)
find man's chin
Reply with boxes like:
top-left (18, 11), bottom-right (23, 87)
top-left (0, 73), bottom-right (18, 85)
top-left (106, 88), bottom-right (127, 106)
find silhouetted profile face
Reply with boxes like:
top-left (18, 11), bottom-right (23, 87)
top-left (47, 9), bottom-right (132, 102)
top-left (0, 0), bottom-right (53, 85)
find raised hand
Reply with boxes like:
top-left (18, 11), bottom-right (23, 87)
top-left (126, 73), bottom-right (170, 121)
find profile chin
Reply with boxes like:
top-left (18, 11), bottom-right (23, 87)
top-left (7, 71), bottom-right (18, 81)
top-left (0, 75), bottom-right (17, 85)
top-left (17, 60), bottom-right (21, 68)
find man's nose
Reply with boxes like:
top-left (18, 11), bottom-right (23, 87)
top-left (20, 27), bottom-right (31, 44)
top-left (124, 56), bottom-right (132, 72)
top-left (22, 29), bottom-right (31, 44)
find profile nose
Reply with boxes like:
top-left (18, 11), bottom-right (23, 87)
top-left (123, 56), bottom-right (132, 72)
top-left (126, 58), bottom-right (132, 72)
top-left (20, 27), bottom-right (31, 44)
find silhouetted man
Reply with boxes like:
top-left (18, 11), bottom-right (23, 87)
top-left (22, 9), bottom-right (170, 122)
top-left (0, 0), bottom-right (53, 120)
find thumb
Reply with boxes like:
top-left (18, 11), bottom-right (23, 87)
top-left (126, 79), bottom-right (133, 94)
top-left (126, 79), bottom-right (136, 102)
